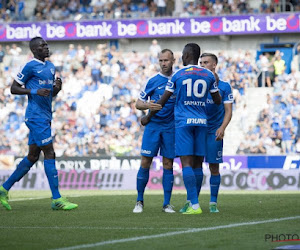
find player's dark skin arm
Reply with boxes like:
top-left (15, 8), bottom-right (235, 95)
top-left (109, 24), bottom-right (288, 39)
top-left (141, 90), bottom-right (172, 126)
top-left (211, 91), bottom-right (222, 105)
top-left (11, 80), bottom-right (50, 96)
top-left (53, 78), bottom-right (62, 97)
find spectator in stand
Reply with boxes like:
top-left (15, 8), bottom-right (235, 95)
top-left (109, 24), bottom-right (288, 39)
top-left (273, 51), bottom-right (286, 78)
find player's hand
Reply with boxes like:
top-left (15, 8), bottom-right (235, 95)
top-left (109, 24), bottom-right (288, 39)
top-left (216, 127), bottom-right (225, 141)
top-left (141, 115), bottom-right (151, 126)
top-left (55, 77), bottom-right (62, 90)
top-left (37, 88), bottom-right (51, 96)
top-left (148, 100), bottom-right (162, 111)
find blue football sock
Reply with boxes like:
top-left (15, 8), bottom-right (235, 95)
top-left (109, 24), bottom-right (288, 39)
top-left (210, 174), bottom-right (221, 203)
top-left (193, 168), bottom-right (203, 197)
top-left (44, 159), bottom-right (61, 199)
top-left (136, 166), bottom-right (149, 202)
top-left (162, 168), bottom-right (174, 207)
top-left (3, 157), bottom-right (34, 191)
top-left (182, 166), bottom-right (198, 205)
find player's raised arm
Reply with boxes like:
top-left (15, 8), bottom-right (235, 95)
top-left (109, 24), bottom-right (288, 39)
top-left (11, 80), bottom-right (50, 96)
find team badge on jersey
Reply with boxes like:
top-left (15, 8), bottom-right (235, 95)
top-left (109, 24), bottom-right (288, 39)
top-left (17, 72), bottom-right (24, 80)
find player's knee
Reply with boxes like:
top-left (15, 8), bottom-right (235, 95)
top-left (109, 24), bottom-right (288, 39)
top-left (27, 154), bottom-right (39, 163)
top-left (44, 150), bottom-right (55, 159)
top-left (163, 158), bottom-right (173, 170)
top-left (209, 164), bottom-right (220, 175)
top-left (141, 156), bottom-right (152, 168)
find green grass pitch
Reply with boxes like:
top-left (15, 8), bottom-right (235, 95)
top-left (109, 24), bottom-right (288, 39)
top-left (0, 190), bottom-right (299, 250)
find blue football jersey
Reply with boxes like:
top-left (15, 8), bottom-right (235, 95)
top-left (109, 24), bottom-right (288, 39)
top-left (166, 65), bottom-right (218, 128)
top-left (139, 72), bottom-right (175, 129)
top-left (206, 79), bottom-right (233, 133)
top-left (15, 58), bottom-right (56, 121)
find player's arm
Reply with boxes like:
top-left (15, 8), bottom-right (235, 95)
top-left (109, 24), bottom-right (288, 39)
top-left (141, 90), bottom-right (172, 126)
top-left (211, 91), bottom-right (222, 105)
top-left (136, 99), bottom-right (162, 111)
top-left (53, 77), bottom-right (62, 97)
top-left (216, 103), bottom-right (232, 141)
top-left (11, 80), bottom-right (50, 96)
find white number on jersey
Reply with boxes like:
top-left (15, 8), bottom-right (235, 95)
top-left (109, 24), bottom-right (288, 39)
top-left (182, 78), bottom-right (207, 98)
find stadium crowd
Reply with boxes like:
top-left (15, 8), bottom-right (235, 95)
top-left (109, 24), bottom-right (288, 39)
top-left (0, 40), bottom-right (259, 156)
top-left (0, 0), bottom-right (299, 22)
top-left (236, 67), bottom-right (300, 155)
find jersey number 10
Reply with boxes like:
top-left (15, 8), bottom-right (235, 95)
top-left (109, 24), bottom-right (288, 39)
top-left (183, 79), bottom-right (207, 98)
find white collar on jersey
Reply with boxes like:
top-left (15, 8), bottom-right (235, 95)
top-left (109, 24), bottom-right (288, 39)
top-left (33, 58), bottom-right (46, 65)
top-left (158, 72), bottom-right (173, 79)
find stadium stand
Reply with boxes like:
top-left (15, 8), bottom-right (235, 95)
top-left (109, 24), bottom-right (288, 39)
top-left (0, 0), bottom-right (299, 156)
top-left (0, 0), bottom-right (299, 22)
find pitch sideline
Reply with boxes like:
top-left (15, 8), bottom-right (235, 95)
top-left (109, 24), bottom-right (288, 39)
top-left (53, 215), bottom-right (300, 250)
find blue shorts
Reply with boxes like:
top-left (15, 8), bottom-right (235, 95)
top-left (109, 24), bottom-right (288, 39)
top-left (205, 132), bottom-right (223, 163)
top-left (175, 126), bottom-right (207, 156)
top-left (25, 119), bottom-right (52, 147)
top-left (141, 126), bottom-right (175, 159)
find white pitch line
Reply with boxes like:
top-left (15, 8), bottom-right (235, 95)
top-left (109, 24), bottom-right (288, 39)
top-left (53, 216), bottom-right (300, 250)
top-left (0, 226), bottom-right (192, 230)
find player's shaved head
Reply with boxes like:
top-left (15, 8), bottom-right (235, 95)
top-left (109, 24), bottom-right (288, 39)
top-left (182, 43), bottom-right (201, 66)
top-left (29, 37), bottom-right (44, 52)
top-left (184, 43), bottom-right (201, 62)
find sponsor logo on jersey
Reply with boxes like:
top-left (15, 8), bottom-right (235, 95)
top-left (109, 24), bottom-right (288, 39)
top-left (50, 68), bottom-right (55, 75)
top-left (39, 80), bottom-right (54, 85)
top-left (186, 118), bottom-right (207, 124)
top-left (228, 93), bottom-right (234, 101)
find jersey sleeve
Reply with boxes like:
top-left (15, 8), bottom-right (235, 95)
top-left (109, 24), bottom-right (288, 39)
top-left (165, 73), bottom-right (176, 93)
top-left (14, 63), bottom-right (33, 85)
top-left (208, 72), bottom-right (219, 93)
top-left (223, 82), bottom-right (234, 104)
top-left (139, 78), bottom-right (154, 101)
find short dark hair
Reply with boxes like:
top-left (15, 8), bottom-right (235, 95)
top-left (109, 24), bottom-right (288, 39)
top-left (29, 37), bottom-right (43, 52)
top-left (184, 43), bottom-right (200, 61)
top-left (200, 53), bottom-right (218, 64)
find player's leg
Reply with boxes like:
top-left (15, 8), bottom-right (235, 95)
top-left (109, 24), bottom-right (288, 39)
top-left (193, 156), bottom-right (204, 197)
top-left (206, 132), bottom-right (223, 213)
top-left (209, 163), bottom-right (220, 213)
top-left (176, 127), bottom-right (201, 215)
top-left (161, 157), bottom-right (175, 213)
top-left (133, 155), bottom-right (152, 213)
top-left (41, 142), bottom-right (78, 210)
top-left (133, 127), bottom-right (159, 213)
top-left (161, 130), bottom-right (175, 213)
top-left (0, 134), bottom-right (40, 210)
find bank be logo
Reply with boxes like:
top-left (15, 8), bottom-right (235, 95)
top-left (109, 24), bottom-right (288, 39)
top-left (282, 156), bottom-right (300, 170)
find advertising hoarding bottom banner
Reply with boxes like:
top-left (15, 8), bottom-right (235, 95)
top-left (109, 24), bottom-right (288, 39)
top-left (0, 169), bottom-right (299, 191)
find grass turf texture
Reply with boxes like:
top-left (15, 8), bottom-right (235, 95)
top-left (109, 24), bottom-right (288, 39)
top-left (0, 190), bottom-right (299, 250)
